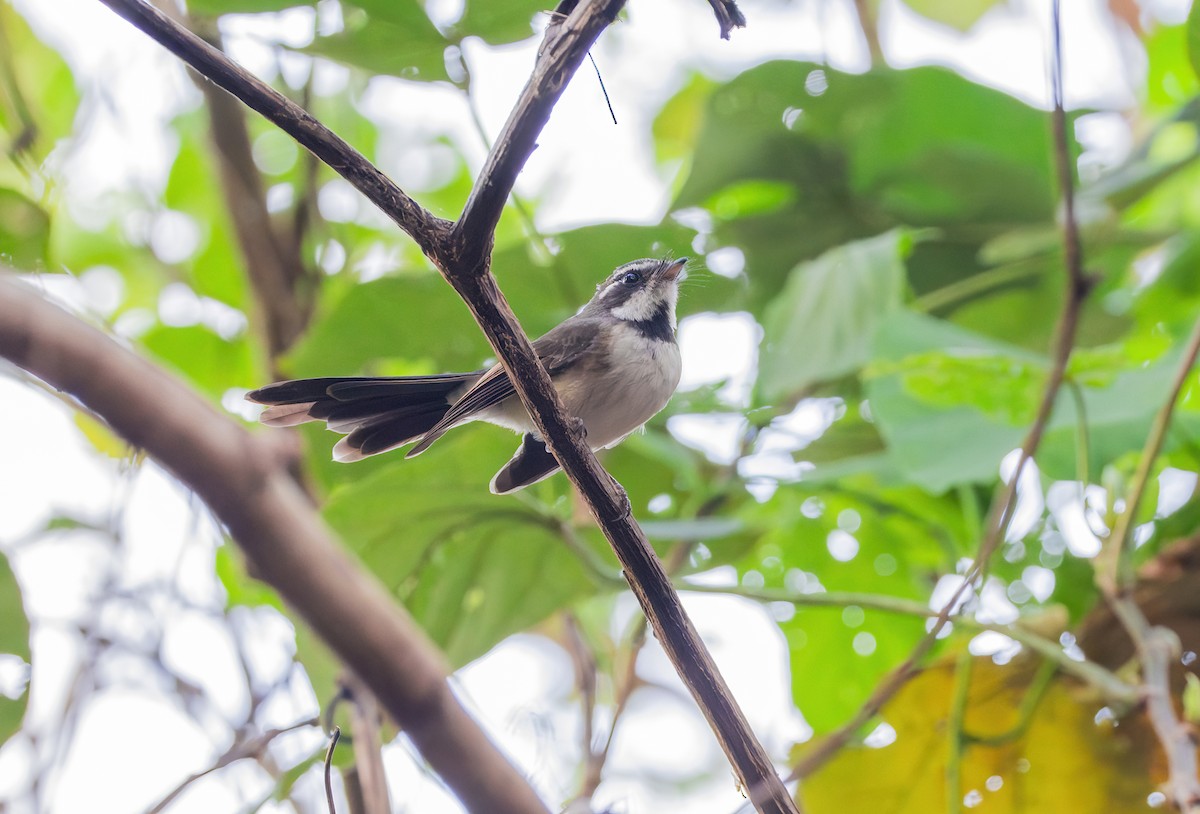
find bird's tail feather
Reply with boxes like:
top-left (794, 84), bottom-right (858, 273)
top-left (247, 374), bottom-right (477, 461)
top-left (490, 434), bottom-right (561, 494)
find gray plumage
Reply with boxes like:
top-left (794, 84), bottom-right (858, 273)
top-left (247, 257), bottom-right (687, 493)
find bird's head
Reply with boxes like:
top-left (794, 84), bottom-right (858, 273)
top-left (588, 257), bottom-right (688, 328)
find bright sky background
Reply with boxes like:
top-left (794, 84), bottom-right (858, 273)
top-left (0, 0), bottom-right (1183, 812)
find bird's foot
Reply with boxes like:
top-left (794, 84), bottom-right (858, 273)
top-left (567, 415), bottom-right (587, 442)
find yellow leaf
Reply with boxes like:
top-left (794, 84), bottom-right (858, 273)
top-left (798, 657), bottom-right (1157, 813)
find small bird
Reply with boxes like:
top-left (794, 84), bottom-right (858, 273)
top-left (247, 257), bottom-right (687, 494)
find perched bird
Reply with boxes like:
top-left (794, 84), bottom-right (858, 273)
top-left (247, 257), bottom-right (687, 494)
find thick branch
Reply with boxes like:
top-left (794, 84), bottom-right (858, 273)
top-left (0, 276), bottom-right (549, 814)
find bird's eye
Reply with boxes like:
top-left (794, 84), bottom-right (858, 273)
top-left (621, 271), bottom-right (641, 286)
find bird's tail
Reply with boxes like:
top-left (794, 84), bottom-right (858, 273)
top-left (246, 374), bottom-right (478, 462)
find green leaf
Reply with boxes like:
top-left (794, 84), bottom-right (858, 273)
top-left (322, 429), bottom-right (594, 668)
top-left (640, 517), bottom-right (744, 542)
top-left (653, 72), bottom-right (718, 166)
top-left (900, 0), bottom-right (1000, 31)
top-left (1146, 23), bottom-right (1200, 111)
top-left (306, 5), bottom-right (449, 82)
top-left (0, 551), bottom-right (30, 747)
top-left (286, 273), bottom-right (487, 377)
top-left (1190, 4), bottom-right (1200, 83)
top-left (0, 188), bottom-right (49, 269)
top-left (0, 5), bottom-right (80, 167)
top-left (672, 62), bottom-right (1062, 308)
top-left (739, 487), bottom-right (944, 732)
top-left (453, 0), bottom-right (546, 44)
top-left (187, 0), bottom-right (313, 13)
top-left (758, 230), bottom-right (911, 404)
top-left (866, 310), bottom-right (1032, 492)
top-left (141, 324), bottom-right (258, 399)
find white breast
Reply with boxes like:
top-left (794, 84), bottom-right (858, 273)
top-left (473, 327), bottom-right (681, 448)
top-left (559, 328), bottom-right (682, 449)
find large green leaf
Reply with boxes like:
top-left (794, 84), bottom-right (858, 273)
top-left (865, 310), bottom-right (1200, 492)
top-left (0, 551), bottom-right (30, 746)
top-left (865, 311), bottom-right (1036, 492)
top-left (758, 230), bottom-right (911, 404)
top-left (285, 272), bottom-right (488, 377)
top-left (323, 429), bottom-right (594, 667)
top-left (673, 63), bottom-right (1061, 309)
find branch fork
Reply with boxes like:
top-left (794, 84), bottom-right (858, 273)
top-left (2, 1), bottom-right (790, 813)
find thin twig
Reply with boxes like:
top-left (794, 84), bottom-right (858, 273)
top-left (850, 0), bottom-right (882, 65)
top-left (945, 650), bottom-right (972, 814)
top-left (343, 671), bottom-right (392, 814)
top-left (147, 717), bottom-right (319, 814)
top-left (325, 726), bottom-right (342, 814)
top-left (1095, 311), bottom-right (1200, 810)
top-left (1101, 312), bottom-right (1200, 592)
top-left (588, 52), bottom-right (617, 125)
top-left (788, 0), bottom-right (1097, 780)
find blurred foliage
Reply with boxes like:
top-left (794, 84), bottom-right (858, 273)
top-left (0, 551), bottom-right (29, 745)
top-left (4, 0), bottom-right (1200, 811)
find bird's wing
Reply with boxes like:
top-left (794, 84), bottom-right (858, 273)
top-left (405, 319), bottom-right (601, 456)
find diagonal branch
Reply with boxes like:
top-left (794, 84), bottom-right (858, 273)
top-left (449, 0), bottom-right (627, 271)
top-left (93, 2), bottom-right (796, 812)
top-left (0, 276), bottom-right (549, 814)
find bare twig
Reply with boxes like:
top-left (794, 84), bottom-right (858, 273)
top-left (147, 717), bottom-right (319, 814)
top-left (789, 2), bottom-right (1098, 779)
top-left (1095, 311), bottom-right (1200, 810)
top-left (850, 0), bottom-right (882, 66)
top-left (325, 727), bottom-right (342, 814)
top-left (1100, 313), bottom-right (1200, 592)
top-left (342, 671), bottom-right (391, 814)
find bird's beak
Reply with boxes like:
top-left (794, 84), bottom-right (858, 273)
top-left (661, 257), bottom-right (688, 282)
